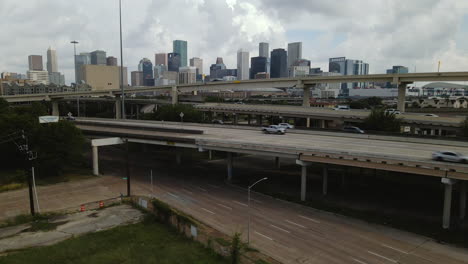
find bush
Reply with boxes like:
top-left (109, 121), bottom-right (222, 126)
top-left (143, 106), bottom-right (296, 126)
top-left (364, 109), bottom-right (402, 132)
top-left (144, 104), bottom-right (203, 123)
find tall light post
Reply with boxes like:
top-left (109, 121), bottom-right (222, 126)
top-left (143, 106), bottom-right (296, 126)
top-left (119, 0), bottom-right (126, 119)
top-left (70, 40), bottom-right (80, 117)
top-left (247, 177), bottom-right (268, 244)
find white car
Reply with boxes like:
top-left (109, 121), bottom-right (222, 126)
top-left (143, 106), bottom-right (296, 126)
top-left (432, 151), bottom-right (468, 163)
top-left (334, 105), bottom-right (350, 111)
top-left (384, 109), bottom-right (401, 115)
top-left (262, 125), bottom-right (286, 134)
top-left (424, 114), bottom-right (439, 117)
top-left (277, 123), bottom-right (294, 129)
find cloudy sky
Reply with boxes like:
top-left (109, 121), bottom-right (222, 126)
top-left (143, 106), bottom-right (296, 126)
top-left (2, 0), bottom-right (468, 84)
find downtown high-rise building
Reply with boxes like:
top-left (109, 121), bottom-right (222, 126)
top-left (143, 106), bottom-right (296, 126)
top-left (46, 47), bottom-right (58, 72)
top-left (75, 52), bottom-right (91, 84)
top-left (329, 57), bottom-right (369, 96)
top-left (173, 40), bottom-right (188, 67)
top-left (90, 50), bottom-right (107, 65)
top-left (138, 58), bottom-right (154, 86)
top-left (270, 48), bottom-right (288, 78)
top-left (106, 56), bottom-right (118, 66)
top-left (190, 57), bottom-right (203, 76)
top-left (259, 42), bottom-right (269, 58)
top-left (250, 56), bottom-right (269, 79)
top-left (287, 42), bottom-right (302, 68)
top-left (28, 55), bottom-right (43, 71)
top-left (237, 49), bottom-right (250, 80)
top-left (168, 53), bottom-right (181, 72)
top-left (155, 53), bottom-right (168, 66)
top-left (131, 71), bottom-right (144, 86)
top-left (178, 66), bottom-right (197, 84)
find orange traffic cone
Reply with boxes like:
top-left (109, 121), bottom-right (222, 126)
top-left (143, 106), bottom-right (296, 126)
top-left (80, 204), bottom-right (85, 212)
top-left (99, 201), bottom-right (104, 208)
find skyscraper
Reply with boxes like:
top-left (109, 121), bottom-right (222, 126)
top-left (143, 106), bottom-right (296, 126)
top-left (287, 42), bottom-right (302, 68)
top-left (259, 42), bottom-right (269, 58)
top-left (131, 71), bottom-right (144, 86)
top-left (155, 53), bottom-right (168, 66)
top-left (46, 47), bottom-right (57, 72)
top-left (168, 53), bottom-right (181, 72)
top-left (138, 58), bottom-right (153, 86)
top-left (237, 49), bottom-right (250, 80)
top-left (329, 57), bottom-right (369, 96)
top-left (178, 66), bottom-right (197, 84)
top-left (90, 50), bottom-right (107, 65)
top-left (270, 49), bottom-right (288, 78)
top-left (173, 40), bottom-right (188, 67)
top-left (190, 57), bottom-right (203, 75)
top-left (107, 56), bottom-right (118, 66)
top-left (75, 53), bottom-right (91, 84)
top-left (28, 55), bottom-right (43, 71)
top-left (250, 56), bottom-right (268, 79)
top-left (216, 57), bottom-right (224, 64)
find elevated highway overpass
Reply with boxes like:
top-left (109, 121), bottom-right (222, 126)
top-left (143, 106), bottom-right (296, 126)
top-left (3, 71), bottom-right (468, 113)
top-left (74, 118), bottom-right (468, 229)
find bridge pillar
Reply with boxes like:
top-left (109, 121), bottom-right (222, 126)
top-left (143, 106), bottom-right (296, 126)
top-left (227, 152), bottom-right (233, 182)
top-left (296, 160), bottom-right (311, 201)
top-left (322, 166), bottom-right (328, 195)
top-left (460, 181), bottom-right (467, 221)
top-left (247, 115), bottom-right (251, 125)
top-left (233, 114), bottom-right (238, 125)
top-left (303, 87), bottom-right (311, 107)
top-left (397, 83), bottom-right (408, 112)
top-left (275, 157), bottom-right (280, 169)
top-left (257, 115), bottom-right (263, 126)
top-left (92, 146), bottom-right (99, 176)
top-left (209, 150), bottom-right (213, 160)
top-left (306, 118), bottom-right (311, 128)
top-left (171, 86), bottom-right (178, 105)
top-left (115, 99), bottom-right (122, 119)
top-left (442, 178), bottom-right (457, 229)
top-left (52, 101), bottom-right (59, 116)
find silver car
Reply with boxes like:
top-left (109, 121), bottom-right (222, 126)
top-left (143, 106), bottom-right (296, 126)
top-left (432, 151), bottom-right (468, 163)
top-left (277, 123), bottom-right (294, 129)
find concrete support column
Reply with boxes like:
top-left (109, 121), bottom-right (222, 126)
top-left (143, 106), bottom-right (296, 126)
top-left (92, 146), bottom-right (99, 176)
top-left (257, 115), bottom-right (263, 126)
top-left (115, 99), bottom-right (122, 119)
top-left (306, 118), bottom-right (311, 128)
top-left (171, 86), bottom-right (178, 105)
top-left (275, 157), bottom-right (280, 169)
top-left (209, 150), bottom-right (213, 160)
top-left (296, 160), bottom-right (311, 202)
top-left (233, 114), bottom-right (238, 125)
top-left (442, 178), bottom-right (457, 229)
top-left (397, 83), bottom-right (407, 112)
top-left (320, 120), bottom-right (326, 129)
top-left (52, 101), bottom-right (59, 116)
top-left (460, 181), bottom-right (467, 221)
top-left (303, 86), bottom-right (311, 107)
top-left (430, 129), bottom-right (436, 136)
top-left (247, 115), bottom-right (251, 125)
top-left (227, 152), bottom-right (233, 182)
top-left (323, 166), bottom-right (328, 195)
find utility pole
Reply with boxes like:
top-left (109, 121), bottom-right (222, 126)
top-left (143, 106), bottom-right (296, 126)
top-left (119, 0), bottom-right (126, 119)
top-left (70, 40), bottom-right (80, 117)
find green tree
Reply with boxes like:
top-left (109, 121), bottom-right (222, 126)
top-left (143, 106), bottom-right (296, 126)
top-left (144, 104), bottom-right (203, 123)
top-left (363, 109), bottom-right (402, 132)
top-left (230, 232), bottom-right (243, 264)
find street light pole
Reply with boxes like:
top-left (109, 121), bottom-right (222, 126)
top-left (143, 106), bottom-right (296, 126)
top-left (119, 0), bottom-right (126, 119)
top-left (247, 177), bottom-right (268, 244)
top-left (70, 40), bottom-right (80, 117)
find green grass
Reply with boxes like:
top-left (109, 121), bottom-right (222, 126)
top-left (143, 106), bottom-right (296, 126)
top-left (0, 216), bottom-right (229, 264)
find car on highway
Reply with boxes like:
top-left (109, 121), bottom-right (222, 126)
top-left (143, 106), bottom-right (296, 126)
top-left (262, 125), bottom-right (286, 135)
top-left (277, 123), bottom-right (294, 129)
top-left (212, 119), bottom-right (224, 125)
top-left (384, 108), bottom-right (401, 115)
top-left (334, 105), bottom-right (350, 111)
top-left (342, 126), bottom-right (365, 134)
top-left (424, 114), bottom-right (439, 117)
top-left (432, 151), bottom-right (468, 163)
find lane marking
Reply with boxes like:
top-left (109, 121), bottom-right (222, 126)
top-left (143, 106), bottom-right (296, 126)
top-left (197, 186), bottom-right (207, 192)
top-left (298, 215), bottom-right (321, 224)
top-left (367, 251), bottom-right (397, 263)
top-left (381, 244), bottom-right (408, 254)
top-left (207, 184), bottom-right (220, 188)
top-left (168, 192), bottom-right (179, 199)
top-left (351, 258), bottom-right (368, 264)
top-left (270, 224), bottom-right (290, 233)
top-left (216, 203), bottom-right (233, 210)
top-left (201, 208), bottom-right (215, 215)
top-left (285, 219), bottom-right (306, 228)
top-left (233, 200), bottom-right (248, 207)
top-left (255, 231), bottom-right (273, 241)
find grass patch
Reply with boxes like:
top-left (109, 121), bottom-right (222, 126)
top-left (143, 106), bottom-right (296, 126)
top-left (0, 216), bottom-right (229, 264)
top-left (0, 213), bottom-right (62, 230)
top-left (0, 183), bottom-right (24, 193)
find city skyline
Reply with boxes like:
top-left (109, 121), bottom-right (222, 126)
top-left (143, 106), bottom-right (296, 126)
top-left (2, 0), bottom-right (468, 85)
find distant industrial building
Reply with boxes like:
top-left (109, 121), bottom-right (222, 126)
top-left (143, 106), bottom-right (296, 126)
top-left (287, 42), bottom-right (302, 68)
top-left (131, 71), bottom-right (144, 86)
top-left (90, 50), bottom-right (107, 65)
top-left (173, 40), bottom-right (188, 67)
top-left (82, 65), bottom-right (127, 90)
top-left (329, 57), bottom-right (369, 96)
top-left (270, 48), bottom-right (288, 78)
top-left (106, 56), bottom-right (118, 66)
top-left (46, 47), bottom-right (58, 73)
top-left (168, 53), bottom-right (181, 72)
top-left (28, 55), bottom-right (43, 71)
top-left (237, 49), bottom-right (250, 80)
top-left (27, 70), bottom-right (49, 85)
